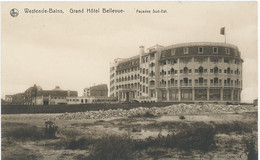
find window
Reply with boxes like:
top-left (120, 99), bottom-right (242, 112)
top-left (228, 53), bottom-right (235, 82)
top-left (195, 57), bottom-right (206, 63)
top-left (142, 57), bottom-right (145, 63)
top-left (161, 51), bottom-right (166, 58)
top-left (211, 57), bottom-right (219, 63)
top-left (171, 59), bottom-right (177, 64)
top-left (183, 67), bottom-right (188, 74)
top-left (199, 66), bottom-right (204, 73)
top-left (224, 58), bottom-right (230, 63)
top-left (170, 68), bottom-right (175, 75)
top-left (162, 60), bottom-right (166, 65)
top-left (213, 47), bottom-right (218, 53)
top-left (171, 49), bottom-right (176, 56)
top-left (214, 67), bottom-right (218, 73)
top-left (150, 53), bottom-right (155, 58)
top-left (225, 48), bottom-right (230, 55)
top-left (183, 47), bottom-right (189, 54)
top-left (198, 47), bottom-right (203, 53)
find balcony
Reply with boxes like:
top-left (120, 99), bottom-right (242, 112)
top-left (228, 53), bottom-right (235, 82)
top-left (210, 83), bottom-right (222, 87)
top-left (235, 84), bottom-right (242, 88)
top-left (150, 84), bottom-right (155, 88)
top-left (159, 84), bottom-right (166, 87)
top-left (180, 83), bottom-right (192, 87)
top-left (224, 83), bottom-right (234, 87)
top-left (195, 83), bottom-right (207, 87)
top-left (168, 83), bottom-right (178, 87)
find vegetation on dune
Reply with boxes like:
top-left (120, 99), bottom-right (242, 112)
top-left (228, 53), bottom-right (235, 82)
top-left (1, 111), bottom-right (258, 160)
top-left (2, 124), bottom-right (45, 141)
top-left (87, 134), bottom-right (134, 160)
top-left (243, 135), bottom-right (258, 160)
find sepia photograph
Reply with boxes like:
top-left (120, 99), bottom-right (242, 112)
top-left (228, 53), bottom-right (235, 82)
top-left (1, 1), bottom-right (258, 160)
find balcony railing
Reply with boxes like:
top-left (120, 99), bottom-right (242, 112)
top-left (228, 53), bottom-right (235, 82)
top-left (210, 83), bottom-right (222, 87)
top-left (195, 83), bottom-right (207, 87)
top-left (159, 84), bottom-right (166, 87)
top-left (150, 84), bottom-right (155, 88)
top-left (180, 83), bottom-right (192, 87)
top-left (224, 83), bottom-right (234, 87)
top-left (168, 83), bottom-right (178, 87)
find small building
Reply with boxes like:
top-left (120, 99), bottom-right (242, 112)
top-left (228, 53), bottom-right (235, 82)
top-left (83, 84), bottom-right (108, 97)
top-left (6, 85), bottom-right (78, 105)
top-left (5, 95), bottom-right (12, 103)
top-left (67, 84), bottom-right (116, 104)
top-left (35, 86), bottom-right (78, 105)
top-left (67, 96), bottom-right (117, 104)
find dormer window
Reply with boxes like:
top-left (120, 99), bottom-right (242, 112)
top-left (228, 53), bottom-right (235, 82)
top-left (198, 47), bottom-right (203, 53)
top-left (183, 47), bottom-right (189, 54)
top-left (171, 49), bottom-right (176, 56)
top-left (225, 48), bottom-right (230, 55)
top-left (161, 51), bottom-right (166, 58)
top-left (213, 47), bottom-right (218, 53)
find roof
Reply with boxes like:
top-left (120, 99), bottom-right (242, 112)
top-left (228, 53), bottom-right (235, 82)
top-left (85, 84), bottom-right (108, 91)
top-left (25, 85), bottom-right (43, 93)
top-left (37, 90), bottom-right (78, 97)
top-left (162, 42), bottom-right (239, 50)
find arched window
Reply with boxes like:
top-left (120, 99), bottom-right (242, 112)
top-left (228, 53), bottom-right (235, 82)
top-left (214, 67), bottom-right (218, 73)
top-left (183, 78), bottom-right (188, 83)
top-left (227, 67), bottom-right (231, 74)
top-left (170, 68), bottom-right (175, 75)
top-left (161, 79), bottom-right (166, 85)
top-left (150, 80), bottom-right (155, 86)
top-left (214, 77), bottom-right (218, 83)
top-left (151, 71), bottom-right (154, 77)
top-left (161, 69), bottom-right (165, 76)
top-left (183, 67), bottom-right (188, 74)
top-left (199, 66), bottom-right (204, 73)
top-left (199, 77), bottom-right (204, 83)
top-left (170, 78), bottom-right (174, 84)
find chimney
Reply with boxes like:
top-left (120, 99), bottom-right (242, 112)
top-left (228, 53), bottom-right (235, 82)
top-left (139, 45), bottom-right (145, 55)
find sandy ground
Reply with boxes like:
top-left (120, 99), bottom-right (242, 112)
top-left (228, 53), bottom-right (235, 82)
top-left (1, 106), bottom-right (258, 160)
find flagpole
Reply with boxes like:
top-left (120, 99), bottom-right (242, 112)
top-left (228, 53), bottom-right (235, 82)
top-left (225, 30), bottom-right (226, 44)
top-left (225, 32), bottom-right (226, 44)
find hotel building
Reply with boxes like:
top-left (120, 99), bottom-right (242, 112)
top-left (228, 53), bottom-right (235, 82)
top-left (109, 42), bottom-right (243, 104)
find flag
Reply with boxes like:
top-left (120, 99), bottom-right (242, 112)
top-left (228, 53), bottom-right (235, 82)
top-left (220, 27), bottom-right (225, 35)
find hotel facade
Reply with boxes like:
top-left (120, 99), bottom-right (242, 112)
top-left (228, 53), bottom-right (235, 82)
top-left (109, 42), bottom-right (243, 104)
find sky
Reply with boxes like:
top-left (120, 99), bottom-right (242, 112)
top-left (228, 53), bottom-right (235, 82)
top-left (1, 1), bottom-right (258, 103)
